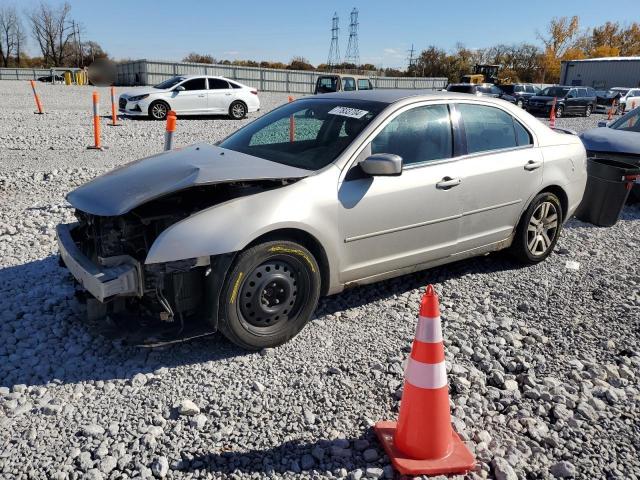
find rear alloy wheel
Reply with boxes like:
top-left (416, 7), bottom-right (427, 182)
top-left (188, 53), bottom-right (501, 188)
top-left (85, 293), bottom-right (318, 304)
top-left (229, 101), bottom-right (247, 120)
top-left (219, 240), bottom-right (321, 350)
top-left (149, 101), bottom-right (169, 120)
top-left (584, 104), bottom-right (592, 117)
top-left (554, 105), bottom-right (564, 118)
top-left (510, 192), bottom-right (563, 264)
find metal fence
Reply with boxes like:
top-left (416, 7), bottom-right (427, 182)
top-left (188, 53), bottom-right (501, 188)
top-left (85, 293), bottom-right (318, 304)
top-left (116, 60), bottom-right (448, 93)
top-left (0, 67), bottom-right (81, 81)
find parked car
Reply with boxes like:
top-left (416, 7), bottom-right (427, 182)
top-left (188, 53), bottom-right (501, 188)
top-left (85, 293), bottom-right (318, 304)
top-left (446, 83), bottom-right (516, 103)
top-left (57, 90), bottom-right (587, 349)
top-left (37, 74), bottom-right (64, 83)
top-left (118, 75), bottom-right (260, 120)
top-left (498, 84), bottom-right (541, 108)
top-left (315, 74), bottom-right (374, 94)
top-left (527, 86), bottom-right (597, 118)
top-left (594, 89), bottom-right (624, 114)
top-left (580, 106), bottom-right (640, 200)
top-left (611, 87), bottom-right (640, 114)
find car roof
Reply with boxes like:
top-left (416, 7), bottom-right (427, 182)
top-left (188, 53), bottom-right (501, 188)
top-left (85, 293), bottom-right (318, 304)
top-left (312, 89), bottom-right (499, 105)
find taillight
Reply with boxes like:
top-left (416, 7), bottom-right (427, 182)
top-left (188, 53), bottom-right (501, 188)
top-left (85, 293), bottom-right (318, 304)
top-left (251, 90), bottom-right (258, 95)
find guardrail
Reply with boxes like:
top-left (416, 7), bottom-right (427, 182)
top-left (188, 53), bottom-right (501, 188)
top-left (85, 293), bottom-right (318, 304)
top-left (116, 60), bottom-right (448, 93)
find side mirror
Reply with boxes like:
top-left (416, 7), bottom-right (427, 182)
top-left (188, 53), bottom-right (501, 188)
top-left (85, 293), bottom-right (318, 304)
top-left (597, 120), bottom-right (609, 128)
top-left (175, 85), bottom-right (185, 92)
top-left (360, 154), bottom-right (403, 176)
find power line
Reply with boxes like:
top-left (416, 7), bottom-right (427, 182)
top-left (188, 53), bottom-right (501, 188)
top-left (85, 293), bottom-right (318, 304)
top-left (327, 12), bottom-right (341, 68)
top-left (345, 8), bottom-right (360, 67)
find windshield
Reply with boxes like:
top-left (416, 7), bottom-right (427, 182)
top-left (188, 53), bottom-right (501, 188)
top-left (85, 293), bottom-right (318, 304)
top-left (154, 76), bottom-right (186, 89)
top-left (539, 87), bottom-right (570, 97)
top-left (219, 98), bottom-right (386, 170)
top-left (609, 108), bottom-right (640, 132)
top-left (447, 85), bottom-right (474, 93)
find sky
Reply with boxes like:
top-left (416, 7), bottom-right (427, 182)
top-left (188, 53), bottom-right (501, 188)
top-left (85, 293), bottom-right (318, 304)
top-left (17, 0), bottom-right (640, 68)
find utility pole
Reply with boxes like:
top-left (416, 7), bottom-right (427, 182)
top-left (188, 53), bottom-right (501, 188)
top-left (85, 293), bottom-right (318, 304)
top-left (407, 44), bottom-right (416, 76)
top-left (345, 8), bottom-right (360, 69)
top-left (327, 12), bottom-right (340, 70)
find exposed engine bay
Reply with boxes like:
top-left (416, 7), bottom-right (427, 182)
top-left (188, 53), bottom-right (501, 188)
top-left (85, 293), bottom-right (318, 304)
top-left (65, 180), bottom-right (296, 342)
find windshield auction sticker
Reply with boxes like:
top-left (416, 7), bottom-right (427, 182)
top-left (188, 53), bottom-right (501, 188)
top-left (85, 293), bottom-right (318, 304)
top-left (328, 106), bottom-right (369, 119)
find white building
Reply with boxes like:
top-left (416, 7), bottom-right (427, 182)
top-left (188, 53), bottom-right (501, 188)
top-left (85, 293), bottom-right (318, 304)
top-left (560, 57), bottom-right (640, 89)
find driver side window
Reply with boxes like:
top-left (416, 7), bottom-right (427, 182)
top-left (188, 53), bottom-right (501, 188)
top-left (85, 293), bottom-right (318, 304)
top-left (370, 104), bottom-right (453, 165)
top-left (180, 78), bottom-right (207, 91)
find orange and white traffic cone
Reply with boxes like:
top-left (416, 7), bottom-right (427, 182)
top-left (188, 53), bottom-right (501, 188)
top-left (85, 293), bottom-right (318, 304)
top-left (374, 285), bottom-right (475, 476)
top-left (549, 97), bottom-right (556, 129)
top-left (288, 96), bottom-right (295, 143)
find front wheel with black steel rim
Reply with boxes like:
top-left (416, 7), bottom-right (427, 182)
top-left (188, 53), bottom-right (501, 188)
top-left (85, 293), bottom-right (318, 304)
top-left (219, 240), bottom-right (321, 350)
top-left (510, 192), bottom-right (563, 264)
top-left (584, 104), bottom-right (592, 117)
top-left (149, 101), bottom-right (169, 120)
top-left (229, 101), bottom-right (247, 120)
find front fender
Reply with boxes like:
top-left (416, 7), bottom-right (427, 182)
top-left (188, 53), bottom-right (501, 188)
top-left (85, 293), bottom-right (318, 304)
top-left (144, 171), bottom-right (342, 288)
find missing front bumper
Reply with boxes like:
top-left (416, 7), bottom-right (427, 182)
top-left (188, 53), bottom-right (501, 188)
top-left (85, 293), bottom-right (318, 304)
top-left (56, 223), bottom-right (143, 302)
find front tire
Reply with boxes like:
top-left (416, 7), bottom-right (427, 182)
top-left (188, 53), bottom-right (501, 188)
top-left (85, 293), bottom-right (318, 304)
top-left (516, 99), bottom-right (524, 108)
top-left (218, 240), bottom-right (321, 350)
top-left (584, 104), bottom-right (592, 117)
top-left (510, 192), bottom-right (563, 264)
top-left (554, 105), bottom-right (564, 118)
top-left (149, 101), bottom-right (169, 120)
top-left (229, 101), bottom-right (247, 120)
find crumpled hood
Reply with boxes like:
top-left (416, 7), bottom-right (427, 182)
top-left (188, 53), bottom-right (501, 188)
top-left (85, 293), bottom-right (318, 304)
top-left (579, 128), bottom-right (640, 155)
top-left (67, 143), bottom-right (311, 216)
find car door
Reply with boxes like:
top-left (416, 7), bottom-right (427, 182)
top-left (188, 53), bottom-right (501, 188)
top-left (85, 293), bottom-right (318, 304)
top-left (338, 103), bottom-right (463, 282)
top-left (171, 77), bottom-right (208, 113)
top-left (207, 78), bottom-right (233, 113)
top-left (565, 88), bottom-right (580, 114)
top-left (452, 102), bottom-right (543, 251)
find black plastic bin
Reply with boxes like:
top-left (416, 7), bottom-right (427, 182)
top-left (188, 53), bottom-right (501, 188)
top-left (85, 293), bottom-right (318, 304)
top-left (575, 157), bottom-right (640, 227)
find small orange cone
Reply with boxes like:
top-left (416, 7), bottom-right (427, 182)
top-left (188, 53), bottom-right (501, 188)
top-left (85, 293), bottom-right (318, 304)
top-left (549, 97), bottom-right (556, 129)
top-left (374, 285), bottom-right (475, 476)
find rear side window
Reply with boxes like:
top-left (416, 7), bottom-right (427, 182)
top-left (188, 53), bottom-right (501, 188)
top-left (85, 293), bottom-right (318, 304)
top-left (228, 81), bottom-right (242, 89)
top-left (371, 104), bottom-right (452, 165)
top-left (525, 85), bottom-right (536, 93)
top-left (209, 78), bottom-right (230, 89)
top-left (181, 78), bottom-right (207, 90)
top-left (343, 77), bottom-right (356, 91)
top-left (578, 88), bottom-right (588, 97)
top-left (358, 79), bottom-right (371, 90)
top-left (514, 85), bottom-right (524, 93)
top-left (457, 104), bottom-right (531, 154)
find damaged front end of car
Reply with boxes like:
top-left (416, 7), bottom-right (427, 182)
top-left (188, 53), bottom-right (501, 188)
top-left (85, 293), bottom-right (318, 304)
top-left (56, 143), bottom-right (310, 342)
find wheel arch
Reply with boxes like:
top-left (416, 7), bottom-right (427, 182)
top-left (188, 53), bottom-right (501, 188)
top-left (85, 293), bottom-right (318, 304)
top-left (245, 228), bottom-right (331, 296)
top-left (537, 185), bottom-right (568, 222)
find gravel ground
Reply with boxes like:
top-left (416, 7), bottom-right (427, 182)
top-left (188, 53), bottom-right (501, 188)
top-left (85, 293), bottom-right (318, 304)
top-left (1, 80), bottom-right (639, 480)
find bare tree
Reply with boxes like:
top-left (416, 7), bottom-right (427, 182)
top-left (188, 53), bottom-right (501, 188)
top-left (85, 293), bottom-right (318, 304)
top-left (27, 1), bottom-right (76, 67)
top-left (0, 5), bottom-right (19, 67)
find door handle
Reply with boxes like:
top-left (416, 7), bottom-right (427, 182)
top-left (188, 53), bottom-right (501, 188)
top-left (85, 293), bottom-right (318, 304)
top-left (436, 177), bottom-right (461, 189)
top-left (198, 94), bottom-right (205, 97)
top-left (524, 160), bottom-right (543, 171)
top-left (225, 93), bottom-right (232, 96)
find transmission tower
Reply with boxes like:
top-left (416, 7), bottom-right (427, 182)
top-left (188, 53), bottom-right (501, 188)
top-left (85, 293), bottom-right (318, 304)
top-left (345, 8), bottom-right (360, 67)
top-left (407, 44), bottom-right (416, 75)
top-left (327, 12), bottom-right (341, 68)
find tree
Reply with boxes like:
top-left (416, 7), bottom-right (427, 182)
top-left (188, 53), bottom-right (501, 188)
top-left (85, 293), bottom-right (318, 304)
top-left (537, 16), bottom-right (580, 82)
top-left (0, 5), bottom-right (19, 67)
top-left (183, 52), bottom-right (216, 64)
top-left (27, 1), bottom-right (76, 67)
top-left (620, 23), bottom-right (640, 56)
top-left (288, 56), bottom-right (314, 71)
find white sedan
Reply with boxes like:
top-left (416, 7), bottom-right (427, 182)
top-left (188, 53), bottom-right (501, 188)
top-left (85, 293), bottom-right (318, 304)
top-left (118, 75), bottom-right (260, 120)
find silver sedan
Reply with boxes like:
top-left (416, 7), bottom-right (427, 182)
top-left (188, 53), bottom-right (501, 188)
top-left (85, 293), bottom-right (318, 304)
top-left (57, 90), bottom-right (587, 349)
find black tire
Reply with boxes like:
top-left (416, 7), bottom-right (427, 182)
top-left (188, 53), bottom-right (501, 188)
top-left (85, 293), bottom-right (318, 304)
top-left (616, 104), bottom-right (625, 115)
top-left (584, 104), bottom-right (592, 117)
top-left (516, 99), bottom-right (524, 108)
top-left (229, 101), bottom-right (247, 120)
top-left (510, 192), bottom-right (563, 264)
top-left (218, 240), bottom-right (321, 350)
top-left (149, 101), bottom-right (169, 120)
top-left (554, 105), bottom-right (564, 118)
